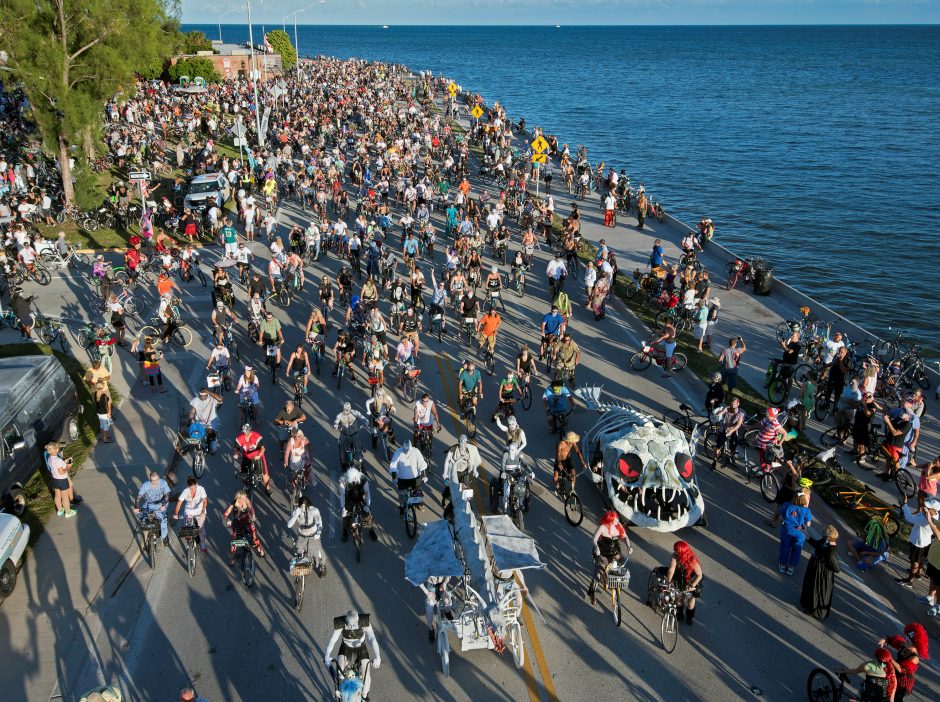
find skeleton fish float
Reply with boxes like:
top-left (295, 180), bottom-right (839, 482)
top-left (576, 388), bottom-right (706, 532)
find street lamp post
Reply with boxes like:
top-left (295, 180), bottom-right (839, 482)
top-left (246, 0), bottom-right (263, 150)
top-left (288, 9), bottom-right (304, 70)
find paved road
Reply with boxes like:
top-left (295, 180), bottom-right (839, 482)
top-left (15, 173), bottom-right (940, 702)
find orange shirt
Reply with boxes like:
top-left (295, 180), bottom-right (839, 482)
top-left (458, 180), bottom-right (471, 195)
top-left (157, 277), bottom-right (174, 297)
top-left (480, 313), bottom-right (501, 336)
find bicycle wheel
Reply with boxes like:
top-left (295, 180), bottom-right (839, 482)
top-left (521, 384), bottom-right (532, 410)
top-left (630, 351), bottom-right (652, 371)
top-left (192, 451), bottom-right (205, 479)
top-left (187, 539), bottom-right (197, 578)
top-left (760, 472), bottom-right (780, 502)
top-left (278, 286), bottom-right (290, 307)
top-left (564, 491), bottom-right (583, 526)
top-left (671, 353), bottom-right (688, 371)
top-left (197, 267), bottom-right (207, 287)
top-left (485, 351), bottom-right (495, 376)
top-left (806, 668), bottom-right (839, 702)
top-left (404, 377), bottom-right (417, 403)
top-left (34, 268), bottom-right (52, 286)
top-left (612, 588), bottom-right (622, 627)
top-left (242, 549), bottom-right (255, 587)
top-left (148, 532), bottom-right (158, 569)
top-left (800, 464), bottom-right (832, 487)
top-left (913, 366), bottom-right (930, 390)
top-left (172, 327), bottom-right (193, 347)
top-left (37, 324), bottom-right (56, 345)
top-left (883, 513), bottom-right (900, 537)
top-left (465, 410), bottom-right (476, 439)
top-left (623, 280), bottom-right (641, 299)
top-left (793, 363), bottom-right (814, 387)
top-left (354, 531), bottom-right (362, 563)
top-left (294, 574), bottom-right (305, 612)
top-left (77, 328), bottom-right (93, 349)
top-left (58, 332), bottom-right (70, 354)
top-left (124, 297), bottom-right (139, 317)
top-left (767, 379), bottom-right (789, 405)
top-left (821, 486), bottom-right (850, 509)
top-left (878, 341), bottom-right (897, 363)
top-left (71, 252), bottom-right (90, 269)
top-left (512, 504), bottom-right (524, 532)
top-left (775, 322), bottom-right (792, 343)
top-left (405, 504), bottom-right (418, 539)
top-left (819, 427), bottom-right (841, 448)
top-left (895, 469), bottom-right (917, 499)
top-left (662, 410), bottom-right (693, 435)
top-left (437, 629), bottom-right (451, 677)
top-left (138, 325), bottom-right (160, 342)
top-left (661, 610), bottom-right (679, 654)
top-left (703, 428), bottom-right (721, 460)
top-left (725, 264), bottom-right (739, 290)
top-left (814, 395), bottom-right (831, 422)
top-left (654, 310), bottom-right (675, 329)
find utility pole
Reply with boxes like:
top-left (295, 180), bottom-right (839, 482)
top-left (294, 9), bottom-right (303, 70)
top-left (246, 1), bottom-right (263, 150)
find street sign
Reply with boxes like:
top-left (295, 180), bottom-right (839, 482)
top-left (447, 81), bottom-right (458, 96)
top-left (470, 105), bottom-right (483, 119)
top-left (531, 153), bottom-right (548, 164)
top-left (260, 106), bottom-right (271, 138)
top-left (128, 171), bottom-right (150, 182)
top-left (232, 120), bottom-right (247, 138)
top-left (531, 135), bottom-right (549, 153)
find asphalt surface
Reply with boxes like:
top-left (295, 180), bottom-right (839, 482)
top-left (19, 179), bottom-right (940, 702)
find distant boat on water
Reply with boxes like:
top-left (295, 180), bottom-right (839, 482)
top-left (555, 25), bottom-right (561, 28)
top-left (382, 25), bottom-right (389, 29)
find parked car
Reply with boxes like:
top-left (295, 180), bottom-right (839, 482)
top-left (0, 355), bottom-right (81, 515)
top-left (183, 173), bottom-right (230, 212)
top-left (0, 512), bottom-right (29, 598)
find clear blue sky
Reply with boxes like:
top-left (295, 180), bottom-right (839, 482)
top-left (182, 1), bottom-right (940, 26)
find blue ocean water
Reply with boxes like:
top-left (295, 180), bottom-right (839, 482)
top-left (185, 24), bottom-right (940, 350)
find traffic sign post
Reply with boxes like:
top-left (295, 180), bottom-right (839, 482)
top-left (531, 153), bottom-right (548, 164)
top-left (447, 81), bottom-right (458, 97)
top-left (471, 105), bottom-right (483, 120)
top-left (530, 135), bottom-right (549, 198)
top-left (531, 135), bottom-right (549, 154)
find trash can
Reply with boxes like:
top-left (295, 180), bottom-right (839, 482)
top-left (752, 262), bottom-right (774, 296)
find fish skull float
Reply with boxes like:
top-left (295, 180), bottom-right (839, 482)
top-left (583, 408), bottom-right (705, 532)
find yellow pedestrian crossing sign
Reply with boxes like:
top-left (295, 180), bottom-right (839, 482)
top-left (470, 105), bottom-right (484, 119)
top-left (531, 135), bottom-right (549, 153)
top-left (447, 82), bottom-right (458, 96)
top-left (532, 153), bottom-right (548, 164)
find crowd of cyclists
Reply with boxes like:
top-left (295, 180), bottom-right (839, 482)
top-left (2, 52), bottom-right (935, 701)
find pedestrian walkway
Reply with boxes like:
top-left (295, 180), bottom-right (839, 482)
top-left (0, 326), bottom-right (193, 701)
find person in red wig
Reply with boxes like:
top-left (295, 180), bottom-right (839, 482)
top-left (666, 540), bottom-right (704, 625)
top-left (880, 622), bottom-right (928, 702)
top-left (835, 647), bottom-right (896, 702)
top-left (587, 511), bottom-right (632, 606)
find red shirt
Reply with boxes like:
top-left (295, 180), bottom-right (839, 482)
top-left (236, 432), bottom-right (263, 458)
top-left (125, 249), bottom-right (141, 271)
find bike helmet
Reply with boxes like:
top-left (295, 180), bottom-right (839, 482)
top-left (241, 423), bottom-right (252, 433)
top-left (798, 478), bottom-right (813, 489)
top-left (710, 371), bottom-right (722, 384)
top-left (216, 301), bottom-right (224, 310)
top-left (343, 402), bottom-right (352, 412)
top-left (188, 423), bottom-right (207, 440)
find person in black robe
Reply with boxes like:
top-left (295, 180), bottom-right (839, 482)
top-left (800, 524), bottom-right (840, 619)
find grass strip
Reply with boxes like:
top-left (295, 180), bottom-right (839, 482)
top-left (0, 344), bottom-right (119, 546)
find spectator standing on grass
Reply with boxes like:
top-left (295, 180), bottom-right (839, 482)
top-left (47, 442), bottom-right (76, 518)
top-left (717, 336), bottom-right (746, 393)
top-left (84, 357), bottom-right (111, 391)
top-left (693, 299), bottom-right (709, 353)
top-left (95, 383), bottom-right (114, 443)
top-left (703, 297), bottom-right (720, 350)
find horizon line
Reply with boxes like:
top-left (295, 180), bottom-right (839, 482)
top-left (183, 22), bottom-right (940, 28)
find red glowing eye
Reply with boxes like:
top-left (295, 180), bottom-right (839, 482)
top-left (618, 454), bottom-right (642, 482)
top-left (676, 452), bottom-right (694, 480)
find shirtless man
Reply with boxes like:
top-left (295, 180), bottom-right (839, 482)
top-left (554, 431), bottom-right (588, 495)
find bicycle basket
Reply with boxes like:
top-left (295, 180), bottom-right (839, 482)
top-left (139, 513), bottom-right (161, 532)
top-left (178, 524), bottom-right (200, 539)
top-left (607, 570), bottom-right (631, 590)
top-left (230, 538), bottom-right (250, 549)
top-left (290, 556), bottom-right (314, 576)
top-left (188, 422), bottom-right (207, 441)
top-left (406, 489), bottom-right (425, 506)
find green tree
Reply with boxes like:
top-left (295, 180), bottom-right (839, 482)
top-left (168, 57), bottom-right (222, 84)
top-left (178, 30), bottom-right (214, 55)
top-left (0, 0), bottom-right (172, 204)
top-left (266, 29), bottom-right (296, 71)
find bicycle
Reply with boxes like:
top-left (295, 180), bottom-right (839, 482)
top-left (230, 531), bottom-right (256, 587)
top-left (548, 406), bottom-right (573, 436)
top-left (414, 424), bottom-right (434, 464)
top-left (177, 517), bottom-right (200, 578)
top-left (590, 556), bottom-right (631, 626)
top-left (403, 485), bottom-right (425, 539)
top-left (646, 571), bottom-right (690, 654)
top-left (91, 288), bottom-right (138, 318)
top-left (139, 322), bottom-right (193, 348)
top-left (289, 544), bottom-right (314, 611)
top-left (182, 423), bottom-right (209, 479)
top-left (39, 245), bottom-right (89, 270)
top-left (820, 484), bottom-right (901, 535)
top-left (238, 390), bottom-right (256, 427)
top-left (805, 668), bottom-right (861, 702)
top-left (512, 264), bottom-right (527, 297)
top-left (348, 504), bottom-right (365, 563)
top-left (430, 307), bottom-right (445, 343)
top-left (396, 361), bottom-right (421, 403)
top-left (291, 370), bottom-right (306, 407)
top-left (137, 510), bottom-right (163, 569)
top-left (519, 373), bottom-right (533, 410)
top-left (459, 392), bottom-right (478, 439)
top-left (263, 343), bottom-right (279, 385)
top-left (489, 468), bottom-right (531, 531)
top-left (13, 262), bottom-right (52, 287)
top-left (479, 338), bottom-right (496, 376)
top-left (289, 464), bottom-right (309, 507)
top-left (34, 314), bottom-right (70, 352)
top-left (558, 466), bottom-right (584, 526)
top-left (308, 334), bottom-right (326, 376)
